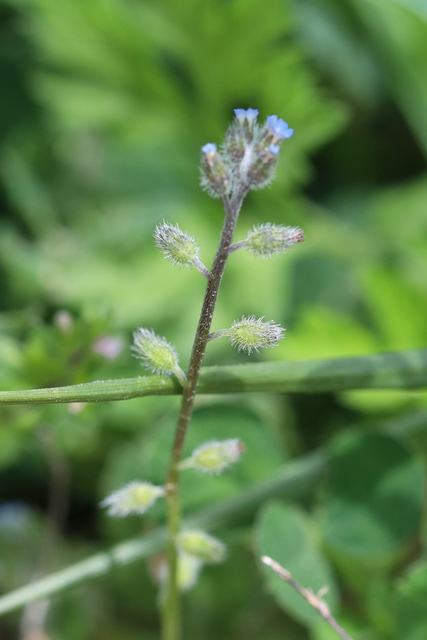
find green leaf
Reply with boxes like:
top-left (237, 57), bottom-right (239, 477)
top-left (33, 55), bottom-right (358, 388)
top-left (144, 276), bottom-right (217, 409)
top-left (361, 267), bottom-right (427, 350)
top-left (256, 502), bottom-right (338, 627)
top-left (339, 388), bottom-right (427, 415)
top-left (365, 0), bottom-right (427, 23)
top-left (296, 2), bottom-right (383, 109)
top-left (355, 1), bottom-right (427, 157)
top-left (278, 307), bottom-right (378, 361)
top-left (322, 431), bottom-right (424, 559)
top-left (395, 562), bottom-right (427, 640)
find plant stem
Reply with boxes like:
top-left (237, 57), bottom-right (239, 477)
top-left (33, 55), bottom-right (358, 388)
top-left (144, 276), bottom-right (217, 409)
top-left (227, 239), bottom-right (248, 254)
top-left (162, 188), bottom-right (247, 640)
top-left (1, 349), bottom-right (427, 405)
top-left (261, 557), bottom-right (353, 640)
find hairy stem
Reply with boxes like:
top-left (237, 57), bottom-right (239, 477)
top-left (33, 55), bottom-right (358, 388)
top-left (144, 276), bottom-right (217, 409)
top-left (227, 239), bottom-right (248, 254)
top-left (162, 189), bottom-right (247, 640)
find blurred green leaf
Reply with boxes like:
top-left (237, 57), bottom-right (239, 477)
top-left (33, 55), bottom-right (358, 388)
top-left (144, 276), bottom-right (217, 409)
top-left (355, 1), bottom-right (427, 156)
top-left (340, 388), bottom-right (427, 415)
top-left (321, 431), bottom-right (424, 559)
top-left (256, 502), bottom-right (339, 627)
top-left (277, 306), bottom-right (378, 361)
top-left (296, 0), bottom-right (383, 109)
top-left (366, 0), bottom-right (427, 22)
top-left (395, 562), bottom-right (427, 640)
top-left (360, 267), bottom-right (427, 350)
top-left (0, 146), bottom-right (58, 234)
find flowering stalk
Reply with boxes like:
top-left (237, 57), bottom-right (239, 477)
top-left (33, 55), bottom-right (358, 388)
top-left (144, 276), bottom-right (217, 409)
top-left (162, 108), bottom-right (296, 640)
top-left (92, 109), bottom-right (296, 640)
top-left (163, 185), bottom-right (248, 640)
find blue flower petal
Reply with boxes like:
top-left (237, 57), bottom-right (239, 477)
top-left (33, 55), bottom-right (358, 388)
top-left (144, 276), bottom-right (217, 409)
top-left (201, 143), bottom-right (217, 155)
top-left (234, 108), bottom-right (259, 123)
top-left (267, 115), bottom-right (294, 140)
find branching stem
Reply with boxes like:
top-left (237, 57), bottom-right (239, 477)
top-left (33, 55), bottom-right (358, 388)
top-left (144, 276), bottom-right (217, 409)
top-left (227, 239), bottom-right (248, 254)
top-left (162, 188), bottom-right (247, 640)
top-left (261, 556), bottom-right (353, 640)
top-left (193, 257), bottom-right (213, 280)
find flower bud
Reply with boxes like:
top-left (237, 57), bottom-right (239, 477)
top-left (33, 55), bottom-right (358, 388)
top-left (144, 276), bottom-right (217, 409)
top-left (100, 481), bottom-right (165, 518)
top-left (239, 114), bottom-right (293, 190)
top-left (153, 553), bottom-right (203, 594)
top-left (177, 553), bottom-right (203, 591)
top-left (154, 221), bottom-right (211, 279)
top-left (222, 123), bottom-right (247, 164)
top-left (179, 439), bottom-right (245, 474)
top-left (246, 141), bottom-right (280, 190)
top-left (131, 328), bottom-right (185, 383)
top-left (154, 221), bottom-right (199, 269)
top-left (227, 316), bottom-right (285, 354)
top-left (246, 223), bottom-right (304, 258)
top-left (223, 108), bottom-right (260, 164)
top-left (234, 107), bottom-right (259, 126)
top-left (200, 143), bottom-right (231, 198)
top-left (131, 328), bottom-right (187, 386)
top-left (176, 530), bottom-right (227, 564)
top-left (209, 109), bottom-right (294, 193)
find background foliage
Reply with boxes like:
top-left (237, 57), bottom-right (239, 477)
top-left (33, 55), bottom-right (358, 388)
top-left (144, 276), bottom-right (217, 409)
top-left (0, 0), bottom-right (427, 638)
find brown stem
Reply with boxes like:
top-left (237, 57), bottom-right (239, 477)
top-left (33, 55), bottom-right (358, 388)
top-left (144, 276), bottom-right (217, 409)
top-left (162, 188), bottom-right (247, 640)
top-left (261, 556), bottom-right (353, 640)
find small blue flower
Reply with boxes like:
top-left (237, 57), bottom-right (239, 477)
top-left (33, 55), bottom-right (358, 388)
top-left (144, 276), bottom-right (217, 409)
top-left (269, 144), bottom-right (280, 155)
top-left (234, 108), bottom-right (259, 124)
top-left (201, 143), bottom-right (217, 155)
top-left (267, 115), bottom-right (294, 140)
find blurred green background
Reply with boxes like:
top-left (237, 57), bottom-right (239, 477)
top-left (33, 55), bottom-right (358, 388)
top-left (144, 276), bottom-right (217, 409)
top-left (1, 0), bottom-right (427, 638)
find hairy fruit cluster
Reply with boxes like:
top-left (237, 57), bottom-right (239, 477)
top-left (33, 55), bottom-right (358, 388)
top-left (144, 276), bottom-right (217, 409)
top-left (208, 315), bottom-right (285, 354)
top-left (101, 482), bottom-right (165, 518)
top-left (179, 439), bottom-right (245, 474)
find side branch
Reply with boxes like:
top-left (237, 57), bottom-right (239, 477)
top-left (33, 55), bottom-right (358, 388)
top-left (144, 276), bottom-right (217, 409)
top-left (261, 556), bottom-right (353, 640)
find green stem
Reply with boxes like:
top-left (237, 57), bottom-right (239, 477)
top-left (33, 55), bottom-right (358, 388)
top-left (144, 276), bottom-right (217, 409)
top-left (0, 349), bottom-right (427, 405)
top-left (163, 189), bottom-right (247, 640)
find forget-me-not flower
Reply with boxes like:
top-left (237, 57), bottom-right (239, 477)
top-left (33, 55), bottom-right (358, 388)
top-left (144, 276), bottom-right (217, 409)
top-left (201, 143), bottom-right (217, 156)
top-left (234, 108), bottom-right (259, 124)
top-left (267, 115), bottom-right (294, 141)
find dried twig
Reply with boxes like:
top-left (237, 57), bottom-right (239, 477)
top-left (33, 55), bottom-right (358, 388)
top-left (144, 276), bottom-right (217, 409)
top-left (261, 556), bottom-right (353, 640)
